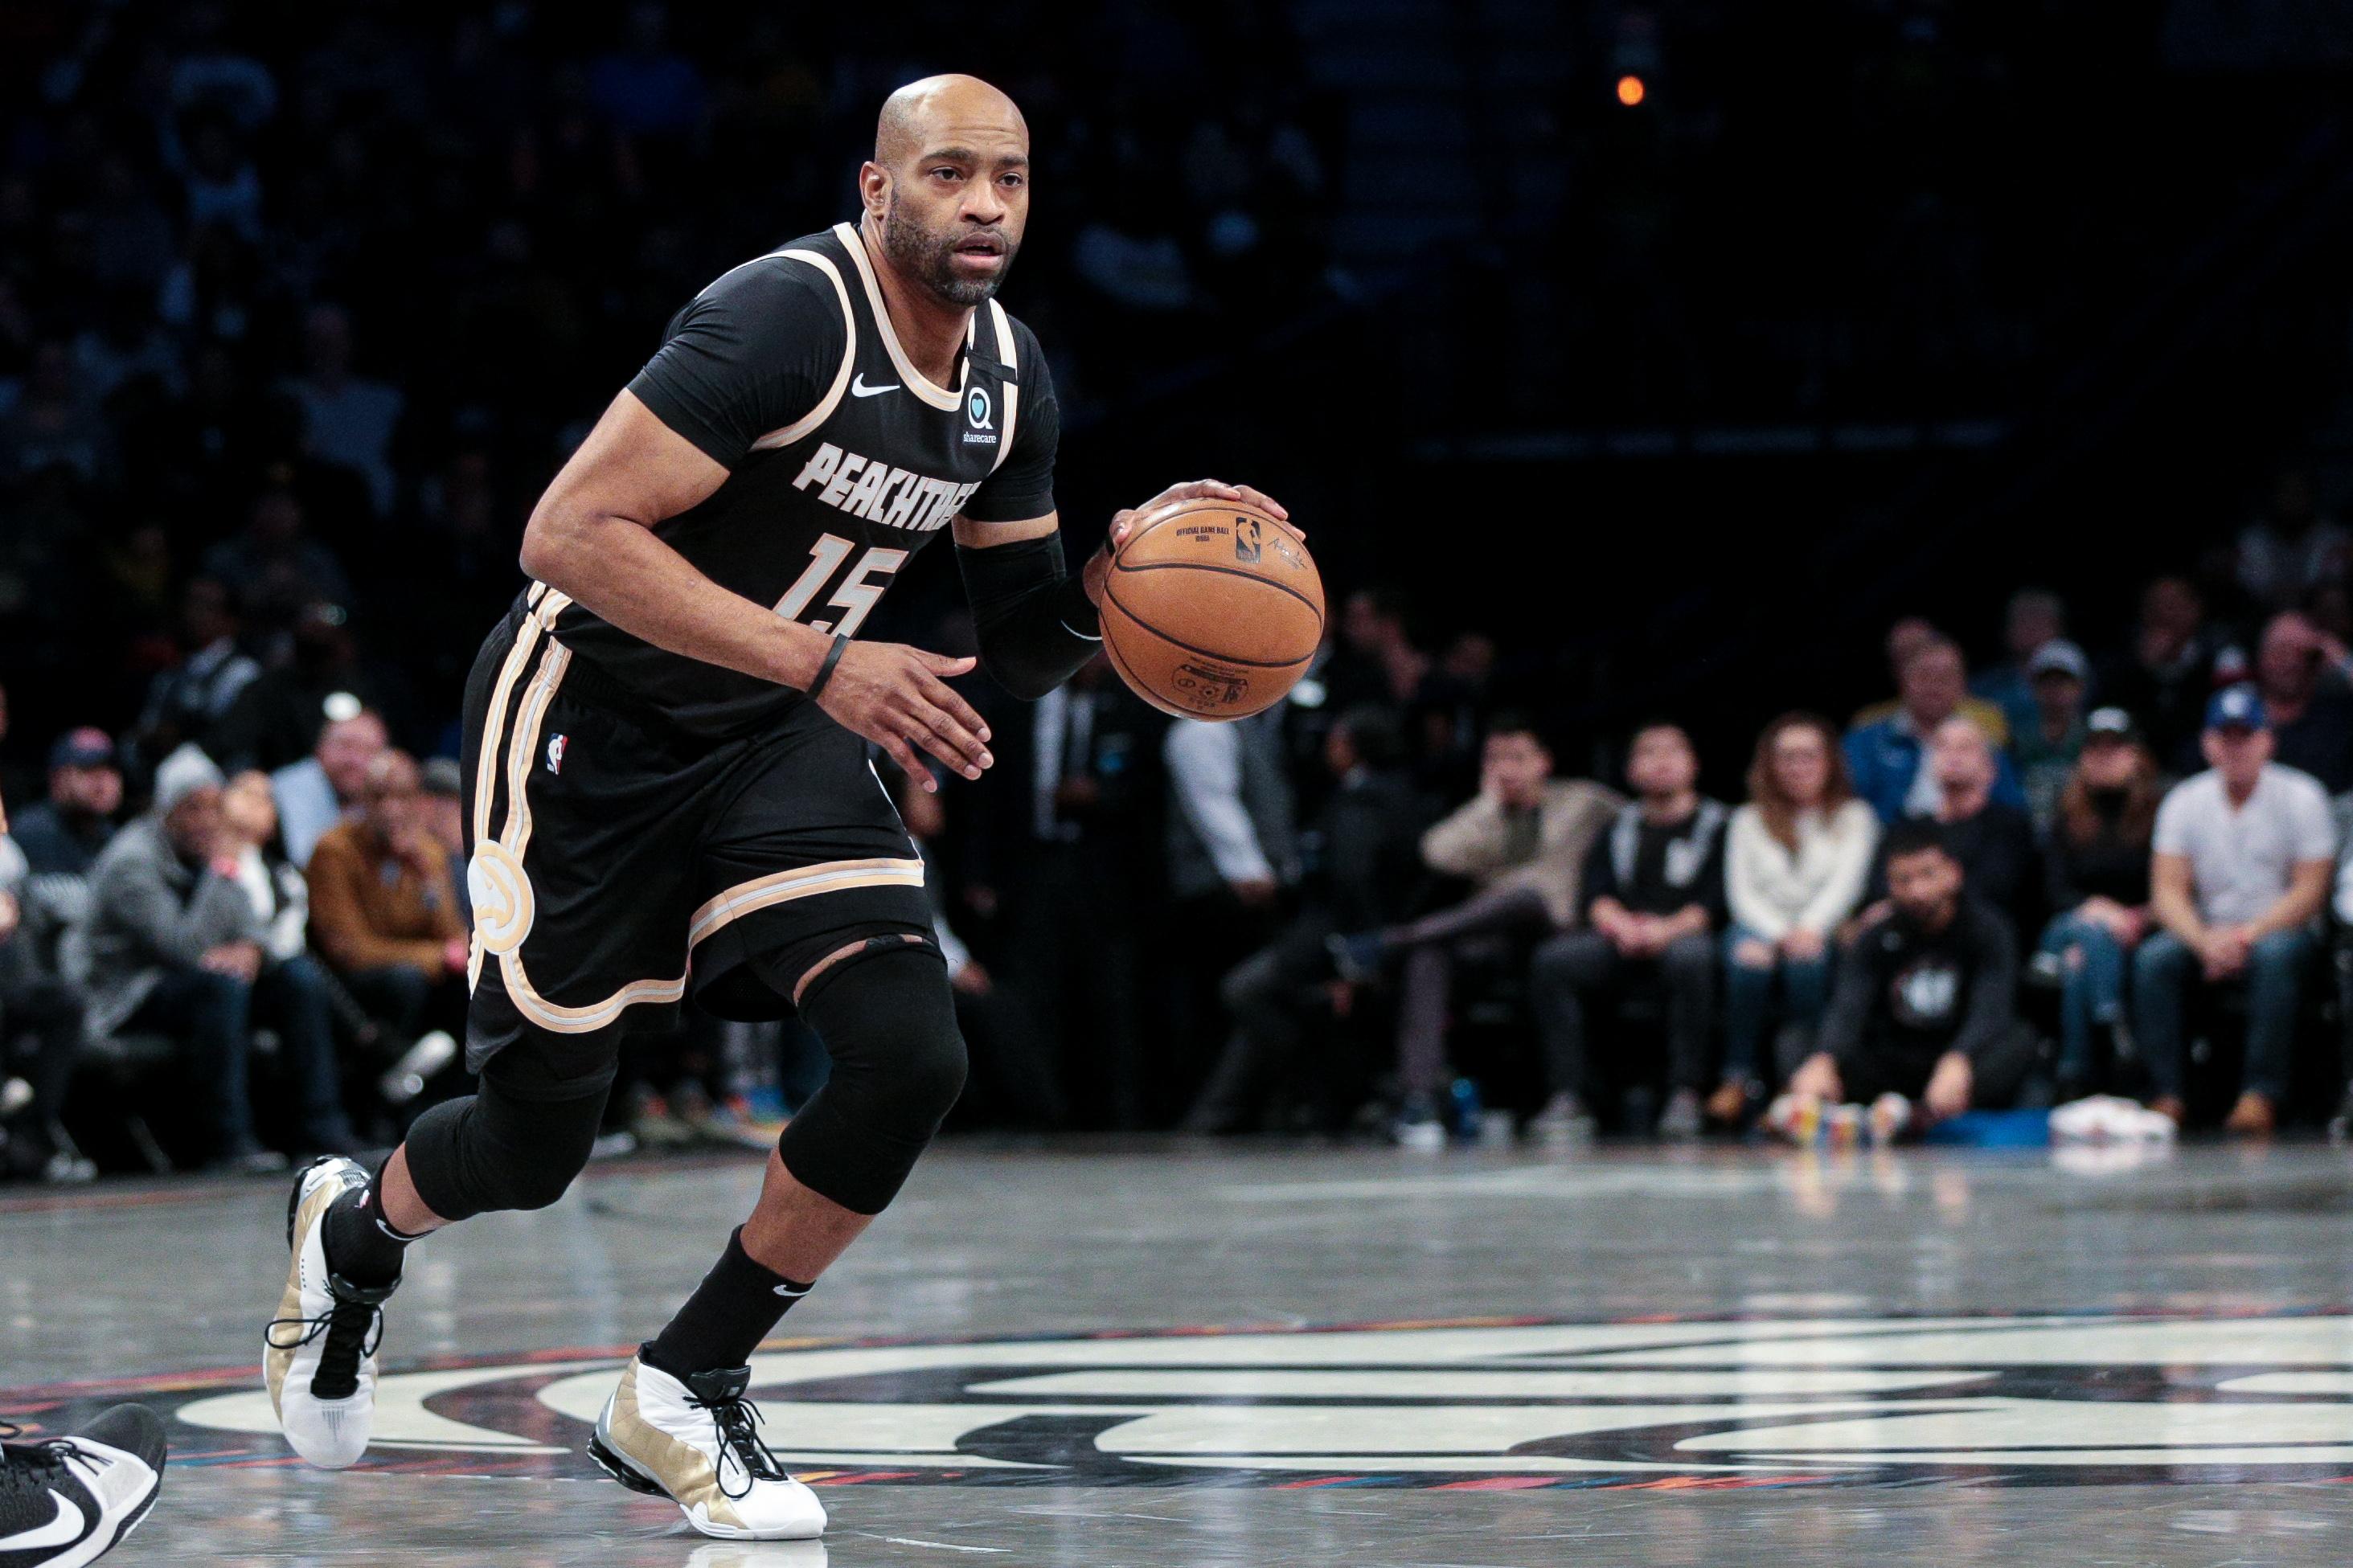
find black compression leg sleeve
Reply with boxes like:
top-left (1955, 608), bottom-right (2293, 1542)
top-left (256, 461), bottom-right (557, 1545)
top-left (402, 1046), bottom-right (613, 1222)
top-left (776, 943), bottom-right (967, 1214)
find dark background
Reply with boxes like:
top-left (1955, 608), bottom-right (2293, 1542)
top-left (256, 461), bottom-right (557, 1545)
top-left (1, 0), bottom-right (2350, 788)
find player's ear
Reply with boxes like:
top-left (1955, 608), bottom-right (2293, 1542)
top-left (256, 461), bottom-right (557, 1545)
top-left (859, 161), bottom-right (891, 220)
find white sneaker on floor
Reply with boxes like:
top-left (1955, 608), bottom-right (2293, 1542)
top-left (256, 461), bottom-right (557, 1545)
top-left (264, 1157), bottom-right (399, 1470)
top-left (589, 1356), bottom-right (826, 1540)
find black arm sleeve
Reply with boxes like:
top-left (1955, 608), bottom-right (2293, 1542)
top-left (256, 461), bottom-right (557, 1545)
top-left (625, 256), bottom-right (843, 469)
top-left (955, 533), bottom-right (1101, 702)
top-left (960, 321), bottom-right (1060, 523)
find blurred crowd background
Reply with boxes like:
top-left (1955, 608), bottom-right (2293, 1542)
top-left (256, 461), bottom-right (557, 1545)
top-left (3, 0), bottom-right (2353, 1178)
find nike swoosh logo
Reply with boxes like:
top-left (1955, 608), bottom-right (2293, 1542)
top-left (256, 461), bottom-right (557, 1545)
top-left (0, 1489), bottom-right (87, 1550)
top-left (851, 375), bottom-right (897, 399)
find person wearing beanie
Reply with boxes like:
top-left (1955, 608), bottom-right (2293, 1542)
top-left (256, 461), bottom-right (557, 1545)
top-left (82, 744), bottom-right (358, 1172)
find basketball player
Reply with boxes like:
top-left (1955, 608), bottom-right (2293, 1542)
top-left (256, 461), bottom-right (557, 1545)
top-left (261, 75), bottom-right (1288, 1541)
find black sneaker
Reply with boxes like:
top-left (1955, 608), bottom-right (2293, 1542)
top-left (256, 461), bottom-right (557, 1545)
top-left (0, 1404), bottom-right (166, 1567)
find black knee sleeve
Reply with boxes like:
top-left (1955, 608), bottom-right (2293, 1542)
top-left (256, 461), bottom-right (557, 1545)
top-left (777, 941), bottom-right (966, 1215)
top-left (403, 1046), bottom-right (611, 1221)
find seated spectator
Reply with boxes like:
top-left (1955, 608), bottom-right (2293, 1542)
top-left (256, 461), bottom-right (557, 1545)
top-left (2136, 686), bottom-right (2335, 1134)
top-left (2039, 710), bottom-right (2161, 1099)
top-left (1846, 633), bottom-right (2023, 821)
top-left (1905, 717), bottom-right (2040, 935)
top-left (1972, 588), bottom-right (2069, 743)
top-left (81, 747), bottom-right (355, 1172)
top-left (199, 483), bottom-right (354, 626)
top-left (2099, 575), bottom-right (2232, 772)
top-left (215, 600), bottom-right (401, 774)
top-left (2251, 611), bottom-right (2353, 793)
top-left (305, 751), bottom-right (469, 1047)
top-left (1185, 706), bottom-right (1430, 1133)
top-left (0, 796), bottom-right (92, 1182)
top-left (1329, 714), bottom-right (1620, 1146)
top-left (1852, 620), bottom-right (2014, 743)
top-left (2236, 465), bottom-right (2349, 616)
top-left (1779, 821), bottom-right (2039, 1138)
top-left (2014, 638), bottom-right (2092, 829)
top-left (283, 303), bottom-right (405, 517)
top-left (10, 728), bottom-right (123, 879)
top-left (1720, 714), bottom-right (1879, 1120)
top-left (1527, 725), bottom-right (1728, 1140)
top-left (133, 576), bottom-right (260, 768)
top-left (419, 756), bottom-right (469, 923)
top-left (221, 768), bottom-right (313, 974)
top-left (269, 703), bottom-right (387, 867)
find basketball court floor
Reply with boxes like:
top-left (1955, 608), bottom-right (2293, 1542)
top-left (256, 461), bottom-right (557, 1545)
top-left (11, 1139), bottom-right (2353, 1566)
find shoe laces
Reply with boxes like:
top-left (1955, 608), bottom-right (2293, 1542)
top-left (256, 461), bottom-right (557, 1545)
top-left (684, 1386), bottom-right (788, 1500)
top-left (267, 1273), bottom-right (395, 1402)
top-left (0, 1426), bottom-right (107, 1496)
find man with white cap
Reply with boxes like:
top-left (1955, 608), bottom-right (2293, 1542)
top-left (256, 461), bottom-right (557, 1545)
top-left (82, 744), bottom-right (357, 1172)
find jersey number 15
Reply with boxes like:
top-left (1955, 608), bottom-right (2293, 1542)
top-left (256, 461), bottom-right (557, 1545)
top-left (773, 533), bottom-right (908, 638)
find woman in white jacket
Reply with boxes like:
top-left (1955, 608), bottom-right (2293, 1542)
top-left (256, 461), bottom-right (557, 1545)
top-left (1715, 714), bottom-right (1879, 1118)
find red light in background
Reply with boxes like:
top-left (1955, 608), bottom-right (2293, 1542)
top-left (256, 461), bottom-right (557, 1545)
top-left (1617, 75), bottom-right (1646, 107)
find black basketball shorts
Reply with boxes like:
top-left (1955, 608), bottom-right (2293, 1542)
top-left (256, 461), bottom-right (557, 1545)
top-left (456, 590), bottom-right (933, 1087)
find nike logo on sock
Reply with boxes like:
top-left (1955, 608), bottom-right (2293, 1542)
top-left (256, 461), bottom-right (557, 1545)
top-left (0, 1490), bottom-right (87, 1550)
top-left (773, 1282), bottom-right (811, 1298)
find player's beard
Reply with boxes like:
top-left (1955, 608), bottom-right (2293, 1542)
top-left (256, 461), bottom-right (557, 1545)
top-left (882, 199), bottom-right (1018, 307)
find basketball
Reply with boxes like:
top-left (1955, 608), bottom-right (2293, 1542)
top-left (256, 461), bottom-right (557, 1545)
top-left (1098, 498), bottom-right (1325, 719)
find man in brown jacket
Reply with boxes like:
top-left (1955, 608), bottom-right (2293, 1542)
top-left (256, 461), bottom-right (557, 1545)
top-left (1327, 713), bottom-right (1621, 1145)
top-left (305, 751), bottom-right (469, 1043)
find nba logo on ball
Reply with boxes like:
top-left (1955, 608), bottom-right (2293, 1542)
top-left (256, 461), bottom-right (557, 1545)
top-left (1235, 518), bottom-right (1263, 563)
top-left (966, 387), bottom-right (993, 429)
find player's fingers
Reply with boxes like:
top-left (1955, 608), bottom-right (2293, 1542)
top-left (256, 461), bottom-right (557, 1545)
top-left (1228, 485), bottom-right (1293, 526)
top-left (916, 649), bottom-right (979, 680)
top-left (877, 729), bottom-right (938, 792)
top-left (1107, 508), bottom-right (1138, 547)
top-left (902, 689), bottom-right (992, 776)
top-left (912, 665), bottom-right (990, 743)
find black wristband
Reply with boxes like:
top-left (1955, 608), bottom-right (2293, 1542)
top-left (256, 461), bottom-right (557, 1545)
top-left (803, 634), bottom-right (850, 700)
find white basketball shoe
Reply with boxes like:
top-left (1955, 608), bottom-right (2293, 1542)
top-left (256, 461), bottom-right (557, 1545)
top-left (264, 1157), bottom-right (400, 1469)
top-left (588, 1356), bottom-right (826, 1539)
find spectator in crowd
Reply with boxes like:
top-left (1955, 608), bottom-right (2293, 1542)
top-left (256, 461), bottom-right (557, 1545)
top-left (269, 703), bottom-right (387, 867)
top-left (2249, 611), bottom-right (2353, 792)
top-left (1847, 633), bottom-right (2023, 821)
top-left (1166, 705), bottom-right (1300, 1122)
top-left (2100, 575), bottom-right (2232, 771)
top-left (1908, 716), bottom-right (2040, 935)
top-left (894, 771), bottom-right (1065, 1132)
top-left (1720, 714), bottom-right (1880, 1120)
top-left (0, 795), bottom-right (92, 1183)
top-left (1973, 588), bottom-right (2070, 743)
top-left (133, 578), bottom-right (260, 771)
top-left (2039, 709), bottom-right (2161, 1099)
top-left (304, 751), bottom-right (469, 1046)
top-left (199, 485), bottom-right (354, 627)
top-left (215, 600), bottom-right (401, 772)
top-left (418, 756), bottom-right (469, 923)
top-left (2236, 465), bottom-right (2349, 617)
top-left (283, 303), bottom-right (405, 517)
top-left (1185, 706), bottom-right (1429, 1134)
top-left (10, 729), bottom-right (123, 878)
top-left (1330, 714), bottom-right (1621, 1146)
top-left (81, 747), bottom-right (355, 1172)
top-left (2013, 638), bottom-right (2093, 829)
top-left (219, 768), bottom-right (312, 974)
top-left (1779, 821), bottom-right (2039, 1139)
top-left (1527, 724), bottom-right (1728, 1140)
top-left (990, 657), bottom-right (1158, 1128)
top-left (2136, 686), bottom-right (2335, 1133)
top-left (1851, 620), bottom-right (2013, 745)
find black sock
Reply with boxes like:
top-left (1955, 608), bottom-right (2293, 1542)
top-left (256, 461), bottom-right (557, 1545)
top-left (644, 1227), bottom-right (811, 1378)
top-left (322, 1165), bottom-right (424, 1288)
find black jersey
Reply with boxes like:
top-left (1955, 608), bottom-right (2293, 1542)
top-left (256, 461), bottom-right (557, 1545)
top-left (539, 222), bottom-right (1060, 741)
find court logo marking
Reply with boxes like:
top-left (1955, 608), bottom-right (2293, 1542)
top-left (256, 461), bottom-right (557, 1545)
top-left (92, 1312), bottom-right (2353, 1488)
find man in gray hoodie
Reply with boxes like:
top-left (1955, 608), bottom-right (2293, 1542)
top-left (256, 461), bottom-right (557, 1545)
top-left (82, 745), bottom-right (354, 1172)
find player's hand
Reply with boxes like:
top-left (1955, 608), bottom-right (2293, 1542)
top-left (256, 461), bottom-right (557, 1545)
top-left (1924, 1051), bottom-right (1974, 1122)
top-left (816, 640), bottom-right (994, 791)
top-left (1085, 478), bottom-right (1297, 607)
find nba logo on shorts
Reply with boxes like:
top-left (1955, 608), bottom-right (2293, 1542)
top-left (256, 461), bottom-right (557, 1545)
top-left (1235, 518), bottom-right (1263, 563)
top-left (966, 387), bottom-right (993, 429)
top-left (546, 734), bottom-right (568, 775)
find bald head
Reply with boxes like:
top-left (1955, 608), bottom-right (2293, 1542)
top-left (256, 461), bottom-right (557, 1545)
top-left (875, 74), bottom-right (1027, 169)
top-left (862, 75), bottom-right (1031, 308)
